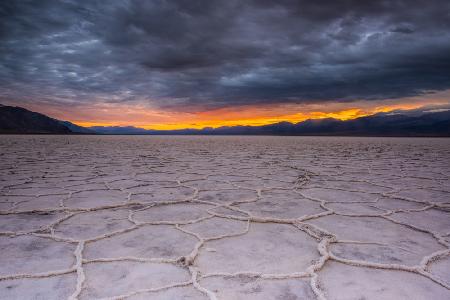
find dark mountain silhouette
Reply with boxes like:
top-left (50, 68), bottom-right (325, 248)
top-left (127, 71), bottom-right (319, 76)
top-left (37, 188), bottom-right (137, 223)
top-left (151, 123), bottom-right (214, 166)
top-left (88, 126), bottom-right (149, 134)
top-left (0, 104), bottom-right (94, 134)
top-left (0, 104), bottom-right (72, 134)
top-left (58, 120), bottom-right (96, 134)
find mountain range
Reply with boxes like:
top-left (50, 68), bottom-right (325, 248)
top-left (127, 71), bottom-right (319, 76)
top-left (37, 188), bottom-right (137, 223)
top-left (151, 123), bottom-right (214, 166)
top-left (0, 104), bottom-right (95, 134)
top-left (0, 104), bottom-right (449, 136)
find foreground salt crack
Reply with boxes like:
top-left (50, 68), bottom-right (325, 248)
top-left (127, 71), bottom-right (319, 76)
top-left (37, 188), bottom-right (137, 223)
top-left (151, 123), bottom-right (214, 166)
top-left (0, 136), bottom-right (449, 300)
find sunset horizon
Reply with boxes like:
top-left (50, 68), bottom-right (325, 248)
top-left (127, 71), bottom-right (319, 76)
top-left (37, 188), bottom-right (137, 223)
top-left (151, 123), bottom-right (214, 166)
top-left (6, 99), bottom-right (449, 130)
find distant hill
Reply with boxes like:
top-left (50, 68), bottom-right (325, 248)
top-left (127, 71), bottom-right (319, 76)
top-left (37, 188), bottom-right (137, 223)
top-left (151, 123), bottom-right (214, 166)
top-left (89, 126), bottom-right (150, 135)
top-left (91, 107), bottom-right (450, 137)
top-left (58, 120), bottom-right (96, 134)
top-left (0, 104), bottom-right (93, 134)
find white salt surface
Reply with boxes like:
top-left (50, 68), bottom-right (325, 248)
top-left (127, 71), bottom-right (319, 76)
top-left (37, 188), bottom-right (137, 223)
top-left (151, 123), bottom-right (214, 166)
top-left (0, 135), bottom-right (449, 300)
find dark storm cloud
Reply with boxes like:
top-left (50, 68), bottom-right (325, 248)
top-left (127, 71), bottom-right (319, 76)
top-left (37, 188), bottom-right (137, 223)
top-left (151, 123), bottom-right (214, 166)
top-left (1, 0), bottom-right (450, 111)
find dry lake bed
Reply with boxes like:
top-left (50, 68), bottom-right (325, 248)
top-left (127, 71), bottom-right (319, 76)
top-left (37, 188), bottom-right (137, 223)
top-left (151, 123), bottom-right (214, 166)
top-left (0, 135), bottom-right (449, 300)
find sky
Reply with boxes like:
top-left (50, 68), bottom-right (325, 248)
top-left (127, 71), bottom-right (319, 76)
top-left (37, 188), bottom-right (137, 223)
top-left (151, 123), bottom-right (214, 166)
top-left (1, 0), bottom-right (450, 129)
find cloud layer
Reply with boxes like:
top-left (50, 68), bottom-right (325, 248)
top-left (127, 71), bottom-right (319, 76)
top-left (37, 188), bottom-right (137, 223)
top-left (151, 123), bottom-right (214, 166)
top-left (1, 0), bottom-right (450, 111)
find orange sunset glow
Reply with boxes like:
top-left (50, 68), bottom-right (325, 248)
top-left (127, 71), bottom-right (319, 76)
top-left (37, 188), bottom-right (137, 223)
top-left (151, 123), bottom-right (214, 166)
top-left (37, 99), bottom-right (439, 131)
top-left (60, 102), bottom-right (426, 130)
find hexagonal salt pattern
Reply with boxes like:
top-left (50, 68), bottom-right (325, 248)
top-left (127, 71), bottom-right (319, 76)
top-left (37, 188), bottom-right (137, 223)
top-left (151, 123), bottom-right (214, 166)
top-left (0, 135), bottom-right (449, 299)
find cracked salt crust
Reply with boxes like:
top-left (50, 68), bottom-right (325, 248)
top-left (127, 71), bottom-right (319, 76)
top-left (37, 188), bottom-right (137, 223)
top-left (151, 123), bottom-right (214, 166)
top-left (0, 135), bottom-right (449, 300)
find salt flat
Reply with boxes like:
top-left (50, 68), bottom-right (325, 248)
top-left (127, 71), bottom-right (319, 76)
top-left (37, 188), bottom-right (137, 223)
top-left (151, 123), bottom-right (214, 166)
top-left (0, 135), bottom-right (449, 300)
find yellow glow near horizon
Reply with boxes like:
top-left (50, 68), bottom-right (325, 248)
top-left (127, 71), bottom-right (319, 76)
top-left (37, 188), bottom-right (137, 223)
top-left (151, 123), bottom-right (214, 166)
top-left (71, 103), bottom-right (427, 130)
top-left (20, 91), bottom-right (447, 131)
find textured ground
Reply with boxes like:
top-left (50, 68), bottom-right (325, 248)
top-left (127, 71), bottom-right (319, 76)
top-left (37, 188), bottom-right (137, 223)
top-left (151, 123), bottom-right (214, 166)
top-left (0, 135), bottom-right (449, 300)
